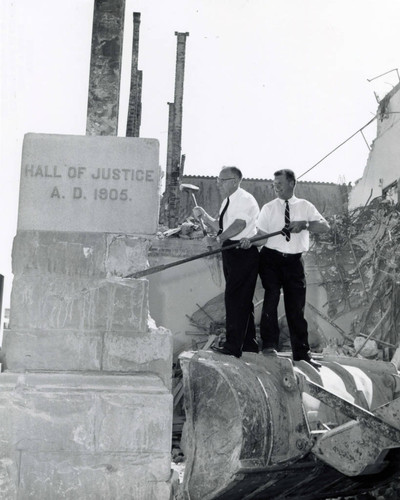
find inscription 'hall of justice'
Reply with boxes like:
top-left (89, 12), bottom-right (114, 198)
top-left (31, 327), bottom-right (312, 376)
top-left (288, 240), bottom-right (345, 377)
top-left (24, 165), bottom-right (155, 182)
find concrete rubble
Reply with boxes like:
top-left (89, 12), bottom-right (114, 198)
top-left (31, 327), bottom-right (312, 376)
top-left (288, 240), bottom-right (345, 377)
top-left (309, 198), bottom-right (400, 359)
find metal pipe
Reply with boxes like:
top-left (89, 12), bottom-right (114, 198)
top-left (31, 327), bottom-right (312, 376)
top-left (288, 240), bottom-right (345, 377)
top-left (123, 230), bottom-right (283, 279)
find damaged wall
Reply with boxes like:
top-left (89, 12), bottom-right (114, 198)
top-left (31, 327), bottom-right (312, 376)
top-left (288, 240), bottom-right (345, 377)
top-left (349, 82), bottom-right (400, 209)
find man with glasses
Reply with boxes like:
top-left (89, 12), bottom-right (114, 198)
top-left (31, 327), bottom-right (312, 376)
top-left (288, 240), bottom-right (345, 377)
top-left (193, 166), bottom-right (260, 358)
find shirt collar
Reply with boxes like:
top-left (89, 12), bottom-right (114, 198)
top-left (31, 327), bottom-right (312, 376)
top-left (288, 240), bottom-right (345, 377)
top-left (226, 186), bottom-right (242, 203)
top-left (278, 195), bottom-right (297, 205)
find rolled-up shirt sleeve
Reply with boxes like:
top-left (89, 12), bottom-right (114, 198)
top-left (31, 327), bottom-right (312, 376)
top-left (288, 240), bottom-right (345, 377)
top-left (257, 205), bottom-right (274, 233)
top-left (223, 188), bottom-right (260, 239)
top-left (307, 203), bottom-right (326, 222)
top-left (236, 198), bottom-right (259, 226)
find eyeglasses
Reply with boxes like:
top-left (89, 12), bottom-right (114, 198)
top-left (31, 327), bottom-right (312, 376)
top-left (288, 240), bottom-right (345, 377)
top-left (217, 177), bottom-right (236, 183)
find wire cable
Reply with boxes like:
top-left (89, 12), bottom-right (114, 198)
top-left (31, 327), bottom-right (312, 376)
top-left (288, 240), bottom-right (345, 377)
top-left (298, 116), bottom-right (377, 180)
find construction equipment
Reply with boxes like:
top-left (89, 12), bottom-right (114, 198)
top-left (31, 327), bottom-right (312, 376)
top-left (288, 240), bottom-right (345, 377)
top-left (123, 230), bottom-right (281, 279)
top-left (178, 350), bottom-right (400, 499)
top-left (179, 183), bottom-right (207, 236)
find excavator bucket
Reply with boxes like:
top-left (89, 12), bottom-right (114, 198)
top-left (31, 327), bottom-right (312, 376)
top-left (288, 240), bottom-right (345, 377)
top-left (179, 350), bottom-right (400, 499)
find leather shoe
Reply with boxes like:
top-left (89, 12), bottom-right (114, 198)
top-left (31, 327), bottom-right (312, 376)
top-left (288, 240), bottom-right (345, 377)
top-left (243, 348), bottom-right (259, 354)
top-left (242, 340), bottom-right (259, 354)
top-left (211, 345), bottom-right (240, 358)
top-left (262, 348), bottom-right (278, 357)
top-left (297, 357), bottom-right (321, 370)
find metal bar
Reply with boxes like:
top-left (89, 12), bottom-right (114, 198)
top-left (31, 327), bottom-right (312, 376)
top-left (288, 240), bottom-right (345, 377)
top-left (358, 332), bottom-right (396, 348)
top-left (191, 194), bottom-right (207, 236)
top-left (298, 117), bottom-right (376, 180)
top-left (306, 301), bottom-right (348, 338)
top-left (123, 230), bottom-right (282, 279)
top-left (185, 314), bottom-right (208, 332)
top-left (195, 303), bottom-right (216, 323)
top-left (347, 236), bottom-right (370, 302)
top-left (353, 308), bottom-right (391, 357)
top-left (360, 129), bottom-right (371, 150)
top-left (367, 68), bottom-right (400, 82)
top-left (302, 379), bottom-right (400, 443)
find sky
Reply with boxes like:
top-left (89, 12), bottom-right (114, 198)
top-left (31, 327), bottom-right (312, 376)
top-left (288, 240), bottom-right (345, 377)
top-left (1, 0), bottom-right (400, 311)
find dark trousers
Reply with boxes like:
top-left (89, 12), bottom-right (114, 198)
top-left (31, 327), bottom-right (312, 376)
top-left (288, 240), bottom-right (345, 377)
top-left (222, 242), bottom-right (259, 357)
top-left (259, 247), bottom-right (310, 360)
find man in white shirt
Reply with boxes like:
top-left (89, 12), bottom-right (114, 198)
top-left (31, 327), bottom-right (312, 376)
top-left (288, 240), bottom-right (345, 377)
top-left (193, 166), bottom-right (260, 358)
top-left (244, 169), bottom-right (330, 369)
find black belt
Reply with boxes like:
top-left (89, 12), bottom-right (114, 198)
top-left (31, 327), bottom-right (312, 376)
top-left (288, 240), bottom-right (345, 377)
top-left (263, 247), bottom-right (302, 259)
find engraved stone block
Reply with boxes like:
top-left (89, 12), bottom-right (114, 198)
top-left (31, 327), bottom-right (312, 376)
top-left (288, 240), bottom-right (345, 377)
top-left (18, 134), bottom-right (160, 235)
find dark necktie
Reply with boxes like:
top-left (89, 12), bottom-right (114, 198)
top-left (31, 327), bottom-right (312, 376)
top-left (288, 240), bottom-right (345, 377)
top-left (218, 197), bottom-right (230, 235)
top-left (283, 200), bottom-right (291, 241)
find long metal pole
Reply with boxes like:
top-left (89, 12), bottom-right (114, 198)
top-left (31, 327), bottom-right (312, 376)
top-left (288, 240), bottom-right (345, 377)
top-left (123, 230), bottom-right (283, 279)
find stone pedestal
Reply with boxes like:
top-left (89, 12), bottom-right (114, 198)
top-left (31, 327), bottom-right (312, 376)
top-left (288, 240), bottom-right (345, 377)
top-left (0, 372), bottom-right (173, 499)
top-left (1, 134), bottom-right (174, 499)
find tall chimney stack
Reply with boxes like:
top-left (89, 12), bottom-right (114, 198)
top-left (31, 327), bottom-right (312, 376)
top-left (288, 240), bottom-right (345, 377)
top-left (86, 0), bottom-right (125, 136)
top-left (126, 12), bottom-right (142, 137)
top-left (164, 32), bottom-right (189, 228)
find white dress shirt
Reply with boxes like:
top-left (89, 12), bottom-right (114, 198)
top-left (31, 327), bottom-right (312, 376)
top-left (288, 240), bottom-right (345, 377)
top-left (220, 187), bottom-right (259, 240)
top-left (257, 195), bottom-right (326, 253)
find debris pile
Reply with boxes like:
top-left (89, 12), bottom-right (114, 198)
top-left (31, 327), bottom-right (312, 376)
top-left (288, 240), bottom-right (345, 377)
top-left (156, 217), bottom-right (206, 240)
top-left (310, 198), bottom-right (400, 359)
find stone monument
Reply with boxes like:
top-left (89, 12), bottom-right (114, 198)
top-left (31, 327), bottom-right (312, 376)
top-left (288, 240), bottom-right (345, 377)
top-left (0, 133), bottom-right (174, 499)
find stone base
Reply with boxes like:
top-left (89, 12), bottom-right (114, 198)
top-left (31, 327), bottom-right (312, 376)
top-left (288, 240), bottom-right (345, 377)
top-left (0, 372), bottom-right (174, 499)
top-left (3, 324), bottom-right (172, 390)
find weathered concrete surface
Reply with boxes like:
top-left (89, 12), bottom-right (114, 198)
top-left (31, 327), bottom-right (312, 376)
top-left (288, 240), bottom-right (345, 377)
top-left (6, 230), bottom-right (174, 389)
top-left (9, 275), bottom-right (149, 332)
top-left (2, 326), bottom-right (172, 389)
top-left (0, 372), bottom-right (173, 499)
top-left (12, 231), bottom-right (151, 278)
top-left (3, 329), bottom-right (103, 371)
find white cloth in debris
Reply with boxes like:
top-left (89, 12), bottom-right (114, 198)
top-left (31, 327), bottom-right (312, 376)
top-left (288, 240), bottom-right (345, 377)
top-left (219, 187), bottom-right (259, 240)
top-left (257, 195), bottom-right (326, 254)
